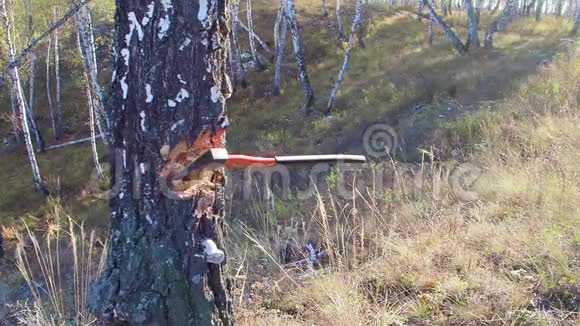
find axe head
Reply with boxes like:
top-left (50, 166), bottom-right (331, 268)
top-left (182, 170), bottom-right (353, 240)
top-left (172, 148), bottom-right (229, 181)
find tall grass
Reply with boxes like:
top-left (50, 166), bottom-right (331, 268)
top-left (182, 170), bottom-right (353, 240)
top-left (234, 50), bottom-right (580, 325)
top-left (13, 200), bottom-right (108, 325)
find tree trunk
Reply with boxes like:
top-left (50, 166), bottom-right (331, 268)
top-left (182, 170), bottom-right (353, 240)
top-left (555, 0), bottom-right (563, 16)
top-left (286, 0), bottom-right (315, 111)
top-left (274, 0), bottom-right (288, 96)
top-left (335, 0), bottom-right (346, 39)
top-left (525, 0), bottom-right (536, 15)
top-left (46, 33), bottom-right (57, 139)
top-left (441, 0), bottom-right (449, 16)
top-left (53, 7), bottom-right (63, 141)
top-left (327, 0), bottom-right (363, 113)
top-left (417, 0), bottom-right (425, 20)
top-left (80, 5), bottom-right (111, 143)
top-left (76, 20), bottom-right (103, 178)
top-left (490, 0), bottom-right (501, 14)
top-left (246, 0), bottom-right (264, 69)
top-left (484, 0), bottom-right (516, 48)
top-left (535, 0), bottom-right (544, 20)
top-left (25, 0), bottom-right (45, 152)
top-left (88, 1), bottom-right (235, 324)
top-left (423, 0), bottom-right (468, 54)
top-left (230, 0), bottom-right (246, 86)
top-left (573, 5), bottom-right (580, 35)
top-left (1, 0), bottom-right (48, 197)
top-left (428, 13), bottom-right (434, 45)
top-left (10, 86), bottom-right (21, 142)
top-left (76, 5), bottom-right (111, 146)
top-left (322, 0), bottom-right (328, 16)
top-left (465, 0), bottom-right (480, 49)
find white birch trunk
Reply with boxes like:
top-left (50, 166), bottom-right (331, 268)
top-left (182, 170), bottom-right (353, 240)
top-left (230, 0), bottom-right (246, 85)
top-left (76, 6), bottom-right (110, 145)
top-left (287, 0), bottom-right (315, 111)
top-left (246, 0), bottom-right (264, 69)
top-left (327, 0), bottom-right (363, 113)
top-left (1, 0), bottom-right (48, 197)
top-left (46, 33), bottom-right (57, 138)
top-left (25, 0), bottom-right (45, 151)
top-left (53, 7), bottom-right (63, 140)
top-left (336, 0), bottom-right (346, 39)
top-left (274, 0), bottom-right (288, 95)
top-left (484, 0), bottom-right (516, 48)
top-left (10, 87), bottom-right (21, 142)
top-left (76, 29), bottom-right (103, 178)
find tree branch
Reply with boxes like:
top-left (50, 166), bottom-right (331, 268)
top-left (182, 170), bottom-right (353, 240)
top-left (0, 0), bottom-right (93, 86)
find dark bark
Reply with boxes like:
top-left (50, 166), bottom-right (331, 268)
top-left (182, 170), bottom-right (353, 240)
top-left (88, 0), bottom-right (235, 324)
top-left (422, 0), bottom-right (468, 54)
top-left (484, 0), bottom-right (516, 48)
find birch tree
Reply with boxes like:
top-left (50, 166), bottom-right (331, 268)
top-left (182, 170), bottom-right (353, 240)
top-left (46, 32), bottom-right (57, 138)
top-left (75, 3), bottom-right (111, 145)
top-left (10, 87), bottom-right (21, 143)
top-left (484, 0), bottom-right (516, 48)
top-left (1, 0), bottom-right (48, 197)
top-left (335, 0), bottom-right (346, 39)
top-left (53, 7), bottom-right (63, 140)
top-left (75, 16), bottom-right (103, 178)
top-left (573, 5), bottom-right (579, 35)
top-left (246, 0), bottom-right (264, 69)
top-left (422, 0), bottom-right (468, 54)
top-left (230, 0), bottom-right (246, 86)
top-left (274, 0), bottom-right (288, 95)
top-left (535, 0), bottom-right (544, 20)
top-left (286, 0), bottom-right (315, 111)
top-left (88, 0), bottom-right (235, 323)
top-left (327, 0), bottom-right (363, 113)
top-left (465, 0), bottom-right (480, 49)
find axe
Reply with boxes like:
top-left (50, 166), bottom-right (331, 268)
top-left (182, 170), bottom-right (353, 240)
top-left (172, 148), bottom-right (366, 180)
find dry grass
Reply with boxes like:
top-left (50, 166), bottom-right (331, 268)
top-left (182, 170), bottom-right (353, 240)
top-left (231, 49), bottom-right (580, 324)
top-left (10, 201), bottom-right (108, 325)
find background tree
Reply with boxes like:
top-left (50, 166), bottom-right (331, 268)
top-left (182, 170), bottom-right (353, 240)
top-left (573, 4), bottom-right (579, 35)
top-left (286, 0), bottom-right (315, 111)
top-left (485, 0), bottom-right (516, 48)
top-left (327, 0), bottom-right (363, 113)
top-left (1, 0), bottom-right (48, 197)
top-left (88, 0), bottom-right (234, 324)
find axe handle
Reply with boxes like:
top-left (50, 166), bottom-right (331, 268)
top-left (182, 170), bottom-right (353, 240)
top-left (274, 154), bottom-right (366, 164)
top-left (224, 155), bottom-right (276, 168)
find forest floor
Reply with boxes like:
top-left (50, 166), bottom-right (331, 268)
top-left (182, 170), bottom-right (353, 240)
top-left (0, 1), bottom-right (579, 324)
